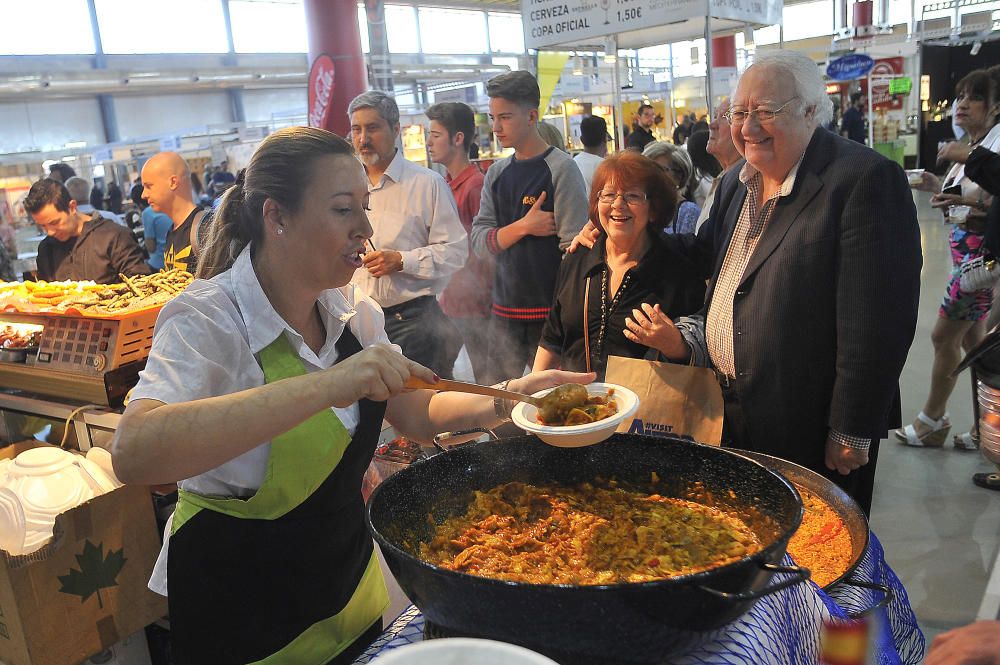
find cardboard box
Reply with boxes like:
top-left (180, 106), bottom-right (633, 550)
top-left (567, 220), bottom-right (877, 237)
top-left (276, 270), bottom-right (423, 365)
top-left (76, 630), bottom-right (151, 665)
top-left (0, 442), bottom-right (166, 665)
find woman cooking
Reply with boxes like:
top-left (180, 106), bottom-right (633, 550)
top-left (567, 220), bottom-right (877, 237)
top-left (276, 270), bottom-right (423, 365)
top-left (110, 127), bottom-right (591, 665)
top-left (532, 151), bottom-right (705, 376)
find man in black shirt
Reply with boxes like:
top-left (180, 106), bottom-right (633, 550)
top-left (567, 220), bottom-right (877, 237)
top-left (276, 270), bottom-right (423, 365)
top-left (209, 161), bottom-right (236, 197)
top-left (24, 179), bottom-right (151, 283)
top-left (626, 103), bottom-right (657, 152)
top-left (141, 152), bottom-right (207, 274)
top-left (840, 92), bottom-right (866, 144)
top-left (672, 114), bottom-right (693, 146)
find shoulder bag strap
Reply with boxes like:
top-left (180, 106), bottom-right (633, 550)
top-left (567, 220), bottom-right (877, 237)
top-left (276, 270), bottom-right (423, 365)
top-left (583, 275), bottom-right (592, 374)
top-left (190, 209), bottom-right (211, 257)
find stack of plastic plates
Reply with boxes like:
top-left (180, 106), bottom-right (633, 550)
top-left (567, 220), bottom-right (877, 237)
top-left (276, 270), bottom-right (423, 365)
top-left (0, 447), bottom-right (121, 556)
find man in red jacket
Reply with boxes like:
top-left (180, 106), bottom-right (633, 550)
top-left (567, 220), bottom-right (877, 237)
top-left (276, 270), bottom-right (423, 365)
top-left (426, 101), bottom-right (491, 382)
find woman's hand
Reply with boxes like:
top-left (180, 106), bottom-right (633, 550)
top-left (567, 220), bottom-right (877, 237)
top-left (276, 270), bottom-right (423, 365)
top-left (912, 171), bottom-right (942, 193)
top-left (624, 303), bottom-right (687, 360)
top-left (925, 620), bottom-right (1000, 665)
top-left (930, 193), bottom-right (980, 210)
top-left (509, 369), bottom-right (597, 396)
top-left (567, 220), bottom-right (602, 253)
top-left (937, 141), bottom-right (972, 166)
top-left (327, 345), bottom-right (437, 407)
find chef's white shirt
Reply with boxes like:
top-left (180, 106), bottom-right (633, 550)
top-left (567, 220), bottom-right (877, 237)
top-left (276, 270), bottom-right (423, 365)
top-left (130, 245), bottom-right (398, 595)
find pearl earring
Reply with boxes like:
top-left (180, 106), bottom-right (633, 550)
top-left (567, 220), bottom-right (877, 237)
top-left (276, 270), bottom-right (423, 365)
top-left (276, 228), bottom-right (284, 236)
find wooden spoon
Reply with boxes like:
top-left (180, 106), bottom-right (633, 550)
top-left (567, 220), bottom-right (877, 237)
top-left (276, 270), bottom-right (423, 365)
top-left (403, 376), bottom-right (544, 407)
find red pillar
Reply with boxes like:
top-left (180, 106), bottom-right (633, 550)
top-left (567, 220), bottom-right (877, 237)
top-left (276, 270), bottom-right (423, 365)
top-left (304, 0), bottom-right (368, 137)
top-left (852, 1), bottom-right (873, 27)
top-left (710, 36), bottom-right (737, 69)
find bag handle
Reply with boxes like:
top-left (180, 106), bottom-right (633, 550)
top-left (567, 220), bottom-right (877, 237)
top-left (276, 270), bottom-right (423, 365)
top-left (583, 275), bottom-right (592, 374)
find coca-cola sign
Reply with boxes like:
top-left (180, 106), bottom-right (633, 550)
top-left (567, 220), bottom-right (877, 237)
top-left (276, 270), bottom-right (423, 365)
top-left (308, 54), bottom-right (336, 130)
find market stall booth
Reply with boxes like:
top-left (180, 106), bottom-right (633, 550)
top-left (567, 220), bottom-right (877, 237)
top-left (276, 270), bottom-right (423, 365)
top-left (522, 0), bottom-right (781, 148)
top-left (0, 271), bottom-right (192, 665)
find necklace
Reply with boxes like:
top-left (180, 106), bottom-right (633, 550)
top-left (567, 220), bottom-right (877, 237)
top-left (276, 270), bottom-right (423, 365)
top-left (595, 266), bottom-right (633, 361)
top-left (969, 124), bottom-right (996, 147)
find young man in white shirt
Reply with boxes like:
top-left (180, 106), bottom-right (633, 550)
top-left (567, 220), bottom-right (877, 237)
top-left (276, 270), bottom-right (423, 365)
top-left (573, 115), bottom-right (609, 195)
top-left (348, 91), bottom-right (468, 378)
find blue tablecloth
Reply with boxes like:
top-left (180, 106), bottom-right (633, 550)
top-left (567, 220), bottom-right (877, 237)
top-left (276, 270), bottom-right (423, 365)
top-left (354, 533), bottom-right (924, 665)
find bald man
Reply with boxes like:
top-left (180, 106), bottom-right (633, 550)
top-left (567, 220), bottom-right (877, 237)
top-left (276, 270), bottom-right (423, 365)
top-left (141, 152), bottom-right (208, 274)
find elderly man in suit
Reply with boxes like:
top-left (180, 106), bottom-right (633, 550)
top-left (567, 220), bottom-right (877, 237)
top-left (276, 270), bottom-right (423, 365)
top-left (640, 50), bottom-right (923, 514)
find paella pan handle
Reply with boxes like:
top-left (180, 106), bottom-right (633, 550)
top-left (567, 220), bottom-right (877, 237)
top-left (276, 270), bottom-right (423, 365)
top-left (839, 578), bottom-right (894, 619)
top-left (698, 563), bottom-right (811, 602)
top-left (432, 427), bottom-right (499, 454)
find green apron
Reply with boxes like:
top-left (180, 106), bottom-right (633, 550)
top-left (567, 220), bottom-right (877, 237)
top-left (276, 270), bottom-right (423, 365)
top-left (167, 329), bottom-right (388, 665)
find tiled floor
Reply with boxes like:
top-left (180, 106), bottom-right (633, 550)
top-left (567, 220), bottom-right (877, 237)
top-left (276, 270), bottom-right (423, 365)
top-left (871, 191), bottom-right (1000, 640)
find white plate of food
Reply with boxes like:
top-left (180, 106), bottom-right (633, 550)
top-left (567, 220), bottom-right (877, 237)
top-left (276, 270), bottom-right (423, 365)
top-left (373, 638), bottom-right (558, 664)
top-left (511, 382), bottom-right (639, 448)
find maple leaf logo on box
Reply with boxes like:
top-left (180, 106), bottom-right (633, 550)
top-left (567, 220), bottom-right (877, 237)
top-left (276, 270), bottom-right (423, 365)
top-left (58, 540), bottom-right (127, 609)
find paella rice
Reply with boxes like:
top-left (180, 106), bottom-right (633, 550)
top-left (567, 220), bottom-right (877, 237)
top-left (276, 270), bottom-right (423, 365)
top-left (419, 480), bottom-right (762, 585)
top-left (786, 485), bottom-right (853, 587)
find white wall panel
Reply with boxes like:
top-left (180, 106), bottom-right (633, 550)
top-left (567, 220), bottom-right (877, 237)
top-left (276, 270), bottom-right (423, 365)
top-left (114, 93), bottom-right (233, 139)
top-left (242, 88), bottom-right (307, 123)
top-left (0, 99), bottom-right (105, 154)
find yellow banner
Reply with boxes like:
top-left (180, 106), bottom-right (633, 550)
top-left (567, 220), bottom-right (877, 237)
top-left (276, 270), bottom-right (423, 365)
top-left (536, 51), bottom-right (570, 115)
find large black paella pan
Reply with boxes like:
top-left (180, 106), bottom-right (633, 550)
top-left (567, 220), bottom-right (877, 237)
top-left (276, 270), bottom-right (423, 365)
top-left (367, 433), bottom-right (809, 664)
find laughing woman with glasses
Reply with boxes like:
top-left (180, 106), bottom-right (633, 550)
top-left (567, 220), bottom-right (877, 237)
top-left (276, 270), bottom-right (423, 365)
top-left (533, 151), bottom-right (706, 375)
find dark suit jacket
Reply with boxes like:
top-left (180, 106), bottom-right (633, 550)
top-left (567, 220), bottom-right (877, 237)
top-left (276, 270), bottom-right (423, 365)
top-left (701, 127), bottom-right (922, 472)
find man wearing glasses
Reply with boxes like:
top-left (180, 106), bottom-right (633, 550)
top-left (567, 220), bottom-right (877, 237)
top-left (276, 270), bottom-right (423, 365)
top-left (655, 50), bottom-right (922, 515)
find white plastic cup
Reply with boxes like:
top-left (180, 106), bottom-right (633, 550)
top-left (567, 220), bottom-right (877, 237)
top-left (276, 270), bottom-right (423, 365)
top-left (950, 205), bottom-right (971, 225)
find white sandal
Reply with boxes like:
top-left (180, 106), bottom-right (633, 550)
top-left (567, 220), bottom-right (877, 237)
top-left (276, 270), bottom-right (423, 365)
top-left (894, 412), bottom-right (950, 447)
top-left (953, 431), bottom-right (980, 451)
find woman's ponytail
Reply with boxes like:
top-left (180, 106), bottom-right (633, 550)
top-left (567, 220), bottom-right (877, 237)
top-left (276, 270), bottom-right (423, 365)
top-left (196, 173), bottom-right (253, 279)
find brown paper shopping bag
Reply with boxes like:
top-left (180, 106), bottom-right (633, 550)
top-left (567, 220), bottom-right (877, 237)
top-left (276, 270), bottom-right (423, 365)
top-left (605, 355), bottom-right (724, 445)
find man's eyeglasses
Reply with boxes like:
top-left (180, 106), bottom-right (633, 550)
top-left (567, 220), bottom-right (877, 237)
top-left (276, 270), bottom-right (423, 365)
top-left (598, 191), bottom-right (648, 205)
top-left (724, 97), bottom-right (799, 125)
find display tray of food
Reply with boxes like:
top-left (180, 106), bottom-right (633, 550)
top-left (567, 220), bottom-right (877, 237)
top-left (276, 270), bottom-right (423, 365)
top-left (0, 269), bottom-right (194, 319)
top-left (0, 323), bottom-right (43, 363)
top-left (367, 433), bottom-right (808, 663)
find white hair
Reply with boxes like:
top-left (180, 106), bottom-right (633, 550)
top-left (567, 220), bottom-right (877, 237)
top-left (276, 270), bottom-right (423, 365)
top-left (739, 50), bottom-right (832, 128)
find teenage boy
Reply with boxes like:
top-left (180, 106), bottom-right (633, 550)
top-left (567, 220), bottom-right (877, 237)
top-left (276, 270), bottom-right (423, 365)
top-left (426, 102), bottom-right (492, 382)
top-left (471, 70), bottom-right (589, 384)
